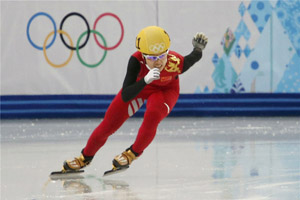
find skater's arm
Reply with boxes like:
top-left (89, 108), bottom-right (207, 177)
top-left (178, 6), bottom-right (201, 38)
top-left (182, 49), bottom-right (202, 74)
top-left (182, 32), bottom-right (208, 74)
top-left (121, 56), bottom-right (147, 102)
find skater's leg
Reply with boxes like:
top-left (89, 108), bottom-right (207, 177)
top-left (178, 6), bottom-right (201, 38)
top-left (83, 91), bottom-right (132, 156)
top-left (63, 91), bottom-right (133, 171)
top-left (132, 89), bottom-right (179, 154)
top-left (109, 88), bottom-right (179, 171)
top-left (112, 89), bottom-right (179, 170)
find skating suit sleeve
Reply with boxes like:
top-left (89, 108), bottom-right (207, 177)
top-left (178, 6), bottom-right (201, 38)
top-left (121, 55), bottom-right (147, 102)
top-left (182, 49), bottom-right (203, 74)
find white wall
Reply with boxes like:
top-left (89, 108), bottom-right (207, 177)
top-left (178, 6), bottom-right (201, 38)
top-left (1, 0), bottom-right (299, 95)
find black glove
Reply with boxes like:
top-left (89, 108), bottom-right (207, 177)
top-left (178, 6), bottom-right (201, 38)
top-left (192, 32), bottom-right (208, 51)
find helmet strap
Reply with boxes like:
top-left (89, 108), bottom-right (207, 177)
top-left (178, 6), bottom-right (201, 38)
top-left (143, 56), bottom-right (152, 70)
top-left (145, 63), bottom-right (151, 71)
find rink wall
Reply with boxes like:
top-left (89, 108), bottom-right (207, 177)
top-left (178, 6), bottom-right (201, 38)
top-left (1, 1), bottom-right (300, 119)
top-left (1, 94), bottom-right (300, 119)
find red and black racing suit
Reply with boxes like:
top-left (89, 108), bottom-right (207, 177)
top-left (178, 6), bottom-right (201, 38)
top-left (83, 49), bottom-right (202, 156)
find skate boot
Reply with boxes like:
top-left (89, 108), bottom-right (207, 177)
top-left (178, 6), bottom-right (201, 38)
top-left (113, 146), bottom-right (139, 169)
top-left (104, 146), bottom-right (139, 176)
top-left (63, 150), bottom-right (93, 172)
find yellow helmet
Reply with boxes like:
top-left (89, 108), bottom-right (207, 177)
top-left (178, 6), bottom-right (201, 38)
top-left (135, 26), bottom-right (170, 55)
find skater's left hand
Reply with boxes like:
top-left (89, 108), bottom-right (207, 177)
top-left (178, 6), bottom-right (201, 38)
top-left (192, 32), bottom-right (208, 51)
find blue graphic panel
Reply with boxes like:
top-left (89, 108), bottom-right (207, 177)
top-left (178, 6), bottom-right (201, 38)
top-left (275, 0), bottom-right (300, 56)
top-left (239, 2), bottom-right (246, 17)
top-left (212, 55), bottom-right (238, 93)
top-left (206, 0), bottom-right (300, 94)
top-left (244, 45), bottom-right (252, 58)
top-left (248, 0), bottom-right (273, 33)
top-left (276, 54), bottom-right (300, 93)
top-left (235, 20), bottom-right (251, 41)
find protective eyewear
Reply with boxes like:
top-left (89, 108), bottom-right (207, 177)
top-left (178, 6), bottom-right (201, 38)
top-left (143, 50), bottom-right (169, 61)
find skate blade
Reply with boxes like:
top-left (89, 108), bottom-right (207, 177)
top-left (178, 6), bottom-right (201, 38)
top-left (50, 170), bottom-right (84, 180)
top-left (103, 166), bottom-right (129, 177)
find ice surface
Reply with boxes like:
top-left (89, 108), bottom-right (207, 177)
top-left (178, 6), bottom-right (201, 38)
top-left (1, 117), bottom-right (300, 200)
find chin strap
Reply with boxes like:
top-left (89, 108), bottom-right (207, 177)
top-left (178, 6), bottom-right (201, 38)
top-left (145, 64), bottom-right (151, 71)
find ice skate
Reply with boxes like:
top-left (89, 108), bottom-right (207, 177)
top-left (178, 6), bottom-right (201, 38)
top-left (50, 150), bottom-right (93, 178)
top-left (104, 147), bottom-right (139, 176)
top-left (63, 152), bottom-right (93, 172)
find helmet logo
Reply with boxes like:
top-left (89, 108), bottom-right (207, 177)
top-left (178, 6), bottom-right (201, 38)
top-left (149, 43), bottom-right (166, 54)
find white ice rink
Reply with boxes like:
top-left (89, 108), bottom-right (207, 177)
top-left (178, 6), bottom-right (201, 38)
top-left (1, 117), bottom-right (300, 200)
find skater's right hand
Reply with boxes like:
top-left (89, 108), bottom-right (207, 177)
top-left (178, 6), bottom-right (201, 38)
top-left (144, 68), bottom-right (160, 84)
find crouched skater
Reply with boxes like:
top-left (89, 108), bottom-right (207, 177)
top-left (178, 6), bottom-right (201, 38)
top-left (62, 26), bottom-right (208, 175)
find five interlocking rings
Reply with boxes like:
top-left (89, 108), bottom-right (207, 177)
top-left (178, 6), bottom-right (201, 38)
top-left (149, 43), bottom-right (166, 54)
top-left (26, 12), bottom-right (124, 68)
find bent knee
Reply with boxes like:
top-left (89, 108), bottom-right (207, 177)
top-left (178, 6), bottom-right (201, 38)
top-left (145, 102), bottom-right (170, 120)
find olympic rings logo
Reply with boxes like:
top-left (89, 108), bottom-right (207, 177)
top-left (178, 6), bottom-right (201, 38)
top-left (149, 43), bottom-right (166, 54)
top-left (26, 12), bottom-right (124, 68)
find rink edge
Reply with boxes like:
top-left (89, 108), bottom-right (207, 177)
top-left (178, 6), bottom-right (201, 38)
top-left (1, 93), bottom-right (300, 119)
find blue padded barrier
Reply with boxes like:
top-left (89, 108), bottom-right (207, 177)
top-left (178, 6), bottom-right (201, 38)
top-left (1, 93), bottom-right (300, 119)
